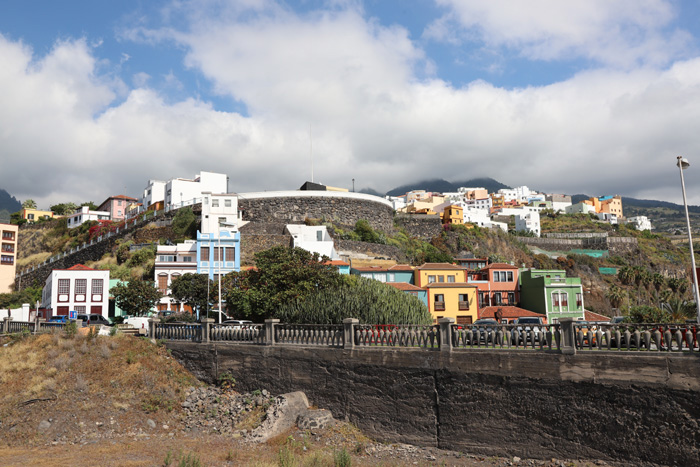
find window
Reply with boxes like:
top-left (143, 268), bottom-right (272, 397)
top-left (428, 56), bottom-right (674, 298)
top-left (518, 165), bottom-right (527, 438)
top-left (1, 255), bottom-right (14, 265)
top-left (225, 248), bottom-right (235, 262)
top-left (158, 255), bottom-right (175, 262)
top-left (428, 275), bottom-right (436, 283)
top-left (204, 197), bottom-right (208, 205)
top-left (201, 246), bottom-right (210, 259)
top-left (576, 293), bottom-right (583, 307)
top-left (28, 214), bottom-right (35, 220)
top-left (493, 293), bottom-right (502, 305)
top-left (75, 279), bottom-right (87, 295)
top-left (92, 279), bottom-right (103, 295)
top-left (58, 279), bottom-right (70, 295)
top-left (74, 306), bottom-right (86, 313)
top-left (218, 217), bottom-right (227, 227)
top-left (1, 243), bottom-right (14, 253)
top-left (447, 275), bottom-right (455, 283)
top-left (500, 272), bottom-right (507, 282)
top-left (213, 247), bottom-right (224, 262)
top-left (183, 256), bottom-right (193, 262)
top-left (552, 293), bottom-right (560, 307)
top-left (479, 292), bottom-right (489, 307)
top-left (361, 273), bottom-right (372, 279)
top-left (458, 294), bottom-right (469, 310)
top-left (493, 272), bottom-right (500, 282)
top-left (434, 294), bottom-right (445, 311)
top-left (438, 275), bottom-right (445, 283)
top-left (561, 293), bottom-right (568, 307)
top-left (507, 271), bottom-right (513, 282)
top-left (508, 292), bottom-right (515, 304)
top-left (225, 199), bottom-right (232, 207)
top-left (388, 273), bottom-right (395, 282)
top-left (3, 231), bottom-right (15, 240)
top-left (212, 199), bottom-right (219, 208)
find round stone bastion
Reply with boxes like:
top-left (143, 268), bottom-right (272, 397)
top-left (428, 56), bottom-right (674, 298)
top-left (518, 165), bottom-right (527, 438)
top-left (237, 191), bottom-right (394, 232)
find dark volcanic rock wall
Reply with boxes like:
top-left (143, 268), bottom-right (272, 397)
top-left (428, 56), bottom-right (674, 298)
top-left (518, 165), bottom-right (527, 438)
top-left (168, 343), bottom-right (700, 467)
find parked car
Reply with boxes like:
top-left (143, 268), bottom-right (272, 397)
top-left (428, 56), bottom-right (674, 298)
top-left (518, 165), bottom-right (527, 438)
top-left (512, 317), bottom-right (545, 345)
top-left (48, 316), bottom-right (69, 323)
top-left (76, 313), bottom-right (112, 327)
top-left (472, 319), bottom-right (498, 344)
top-left (222, 320), bottom-right (254, 329)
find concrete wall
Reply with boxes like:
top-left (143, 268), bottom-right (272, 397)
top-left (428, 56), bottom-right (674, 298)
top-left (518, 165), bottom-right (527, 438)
top-left (517, 236), bottom-right (638, 254)
top-left (168, 342), bottom-right (700, 466)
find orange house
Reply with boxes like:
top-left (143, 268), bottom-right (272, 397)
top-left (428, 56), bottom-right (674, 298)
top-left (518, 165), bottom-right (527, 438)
top-left (467, 263), bottom-right (520, 308)
top-left (442, 204), bottom-right (463, 225)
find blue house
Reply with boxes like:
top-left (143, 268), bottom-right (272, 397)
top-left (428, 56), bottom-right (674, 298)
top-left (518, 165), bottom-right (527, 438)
top-left (196, 229), bottom-right (241, 280)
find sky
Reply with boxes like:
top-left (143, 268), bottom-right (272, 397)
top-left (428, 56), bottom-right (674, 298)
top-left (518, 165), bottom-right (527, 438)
top-left (2, 0), bottom-right (700, 208)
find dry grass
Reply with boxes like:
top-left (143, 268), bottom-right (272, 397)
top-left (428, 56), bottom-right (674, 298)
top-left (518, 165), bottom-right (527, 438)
top-left (15, 251), bottom-right (52, 268)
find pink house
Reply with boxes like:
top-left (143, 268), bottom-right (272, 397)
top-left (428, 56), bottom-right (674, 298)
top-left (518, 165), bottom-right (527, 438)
top-left (97, 195), bottom-right (139, 221)
top-left (467, 263), bottom-right (520, 308)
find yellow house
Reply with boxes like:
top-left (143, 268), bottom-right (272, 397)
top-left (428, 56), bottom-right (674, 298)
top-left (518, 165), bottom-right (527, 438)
top-left (21, 208), bottom-right (55, 223)
top-left (442, 204), bottom-right (463, 225)
top-left (425, 283), bottom-right (478, 324)
top-left (415, 263), bottom-right (467, 287)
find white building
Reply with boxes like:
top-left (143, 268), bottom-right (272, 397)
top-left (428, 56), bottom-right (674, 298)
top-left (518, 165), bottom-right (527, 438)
top-left (515, 211), bottom-right (541, 237)
top-left (498, 186), bottom-right (536, 203)
top-left (65, 206), bottom-right (110, 229)
top-left (386, 195), bottom-right (406, 211)
top-left (41, 265), bottom-right (110, 318)
top-left (201, 192), bottom-right (243, 234)
top-left (286, 224), bottom-right (340, 259)
top-left (626, 216), bottom-right (652, 231)
top-left (142, 171), bottom-right (228, 211)
top-left (499, 206), bottom-right (543, 217)
top-left (154, 241), bottom-right (198, 312)
top-left (545, 194), bottom-right (572, 212)
top-left (565, 202), bottom-right (596, 215)
top-left (597, 212), bottom-right (618, 225)
top-left (463, 197), bottom-right (492, 211)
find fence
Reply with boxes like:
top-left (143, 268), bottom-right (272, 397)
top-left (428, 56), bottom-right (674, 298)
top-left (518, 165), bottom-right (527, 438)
top-left (4, 317), bottom-right (699, 355)
top-left (145, 318), bottom-right (700, 355)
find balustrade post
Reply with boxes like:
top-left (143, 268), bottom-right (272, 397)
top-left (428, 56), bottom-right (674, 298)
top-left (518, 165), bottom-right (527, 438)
top-left (264, 319), bottom-right (279, 346)
top-left (559, 318), bottom-right (576, 355)
top-left (200, 318), bottom-right (214, 343)
top-left (3, 317), bottom-right (11, 334)
top-left (438, 317), bottom-right (455, 352)
top-left (343, 318), bottom-right (359, 349)
top-left (148, 318), bottom-right (158, 339)
top-left (35, 318), bottom-right (46, 335)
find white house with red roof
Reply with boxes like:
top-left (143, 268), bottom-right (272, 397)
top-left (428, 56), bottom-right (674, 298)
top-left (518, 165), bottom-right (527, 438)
top-left (41, 265), bottom-right (110, 318)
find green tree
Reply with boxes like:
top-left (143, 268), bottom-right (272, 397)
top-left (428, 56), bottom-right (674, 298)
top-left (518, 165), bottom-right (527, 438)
top-left (80, 201), bottom-right (99, 211)
top-left (110, 279), bottom-right (162, 316)
top-left (50, 202), bottom-right (78, 216)
top-left (354, 219), bottom-right (384, 243)
top-left (21, 199), bottom-right (37, 209)
top-left (172, 207), bottom-right (197, 238)
top-left (277, 275), bottom-right (431, 325)
top-left (169, 273), bottom-right (213, 316)
top-left (651, 273), bottom-right (666, 292)
top-left (618, 266), bottom-right (633, 286)
top-left (221, 246), bottom-right (343, 321)
top-left (605, 285), bottom-right (625, 309)
top-left (661, 298), bottom-right (696, 322)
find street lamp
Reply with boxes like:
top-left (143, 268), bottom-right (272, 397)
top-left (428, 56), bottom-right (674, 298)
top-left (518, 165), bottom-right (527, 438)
top-left (676, 156), bottom-right (700, 324)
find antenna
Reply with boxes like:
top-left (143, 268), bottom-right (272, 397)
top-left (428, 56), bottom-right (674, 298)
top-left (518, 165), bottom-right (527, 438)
top-left (310, 124), bottom-right (314, 182)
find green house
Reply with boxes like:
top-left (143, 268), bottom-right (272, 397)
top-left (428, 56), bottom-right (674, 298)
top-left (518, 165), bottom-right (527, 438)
top-left (519, 269), bottom-right (585, 323)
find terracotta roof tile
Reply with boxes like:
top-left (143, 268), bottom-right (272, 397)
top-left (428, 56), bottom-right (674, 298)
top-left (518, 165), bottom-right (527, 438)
top-left (479, 306), bottom-right (546, 320)
top-left (388, 282), bottom-right (425, 291)
top-left (424, 282), bottom-right (476, 289)
top-left (416, 263), bottom-right (465, 270)
top-left (480, 263), bottom-right (519, 270)
top-left (584, 310), bottom-right (611, 322)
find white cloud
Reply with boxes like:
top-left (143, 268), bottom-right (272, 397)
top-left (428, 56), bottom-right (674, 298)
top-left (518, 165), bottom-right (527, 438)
top-left (427, 0), bottom-right (693, 67)
top-left (3, 2), bottom-right (700, 212)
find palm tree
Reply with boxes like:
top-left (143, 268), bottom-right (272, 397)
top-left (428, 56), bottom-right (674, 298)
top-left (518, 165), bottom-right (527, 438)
top-left (652, 273), bottom-right (666, 292)
top-left (618, 266), bottom-right (633, 286)
top-left (662, 298), bottom-right (695, 323)
top-left (606, 285), bottom-right (625, 310)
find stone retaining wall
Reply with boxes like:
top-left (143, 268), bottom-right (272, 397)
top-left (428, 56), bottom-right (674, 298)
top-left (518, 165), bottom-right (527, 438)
top-left (238, 192), bottom-right (394, 232)
top-left (168, 343), bottom-right (700, 467)
top-left (518, 236), bottom-right (638, 254)
top-left (394, 214), bottom-right (443, 240)
top-left (335, 240), bottom-right (406, 263)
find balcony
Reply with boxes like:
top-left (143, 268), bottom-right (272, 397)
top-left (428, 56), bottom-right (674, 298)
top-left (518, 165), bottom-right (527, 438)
top-left (458, 301), bottom-right (469, 311)
top-left (434, 302), bottom-right (446, 311)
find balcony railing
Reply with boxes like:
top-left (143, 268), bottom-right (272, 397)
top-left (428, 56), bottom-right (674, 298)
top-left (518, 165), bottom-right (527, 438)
top-left (434, 302), bottom-right (446, 311)
top-left (458, 301), bottom-right (469, 311)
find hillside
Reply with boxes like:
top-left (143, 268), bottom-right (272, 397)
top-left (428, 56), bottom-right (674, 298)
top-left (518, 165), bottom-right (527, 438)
top-left (385, 177), bottom-right (511, 197)
top-left (0, 189), bottom-right (21, 223)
